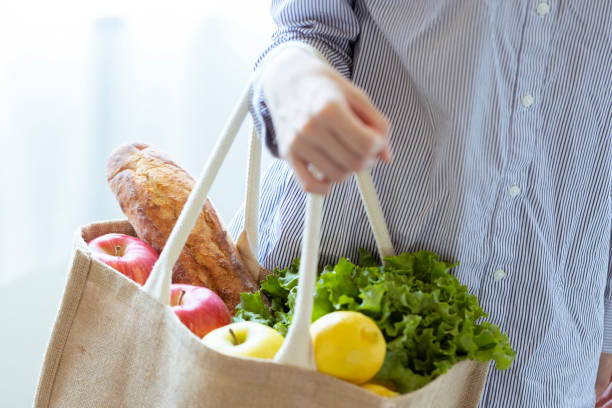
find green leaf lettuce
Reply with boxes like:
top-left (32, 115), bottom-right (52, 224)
top-left (233, 250), bottom-right (515, 393)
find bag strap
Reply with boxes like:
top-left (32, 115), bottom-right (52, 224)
top-left (143, 85), bottom-right (251, 305)
top-left (273, 173), bottom-right (396, 369)
top-left (273, 193), bottom-right (322, 369)
top-left (240, 133), bottom-right (395, 263)
top-left (355, 170), bottom-right (395, 259)
top-left (242, 125), bottom-right (262, 257)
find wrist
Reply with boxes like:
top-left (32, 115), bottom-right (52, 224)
top-left (261, 47), bottom-right (329, 104)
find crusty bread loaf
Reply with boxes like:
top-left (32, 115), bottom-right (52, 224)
top-left (106, 142), bottom-right (258, 314)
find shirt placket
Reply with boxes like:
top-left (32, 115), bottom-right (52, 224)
top-left (479, 0), bottom-right (555, 322)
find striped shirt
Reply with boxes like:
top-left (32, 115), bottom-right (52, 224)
top-left (229, 1), bottom-right (612, 406)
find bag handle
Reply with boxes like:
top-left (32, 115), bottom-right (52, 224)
top-left (355, 170), bottom-right (395, 260)
top-left (240, 133), bottom-right (395, 265)
top-left (242, 131), bottom-right (394, 369)
top-left (272, 193), bottom-right (322, 368)
top-left (273, 179), bottom-right (395, 368)
top-left (242, 125), bottom-right (262, 258)
top-left (143, 81), bottom-right (394, 371)
top-left (142, 85), bottom-right (250, 305)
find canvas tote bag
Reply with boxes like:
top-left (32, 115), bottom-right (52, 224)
top-left (34, 82), bottom-right (489, 408)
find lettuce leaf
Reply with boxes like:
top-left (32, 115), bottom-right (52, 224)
top-left (233, 250), bottom-right (515, 393)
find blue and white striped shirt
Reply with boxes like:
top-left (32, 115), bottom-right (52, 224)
top-left (230, 1), bottom-right (612, 406)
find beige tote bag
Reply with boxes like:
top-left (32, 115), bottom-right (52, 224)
top-left (34, 84), bottom-right (489, 408)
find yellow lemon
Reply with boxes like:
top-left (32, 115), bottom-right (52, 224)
top-left (310, 311), bottom-right (386, 384)
top-left (360, 383), bottom-right (399, 398)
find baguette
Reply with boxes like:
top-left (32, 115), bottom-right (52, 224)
top-left (106, 142), bottom-right (258, 313)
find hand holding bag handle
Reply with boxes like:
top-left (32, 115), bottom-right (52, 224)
top-left (239, 41), bottom-right (395, 366)
top-left (143, 79), bottom-right (395, 371)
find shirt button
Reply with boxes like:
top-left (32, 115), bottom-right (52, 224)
top-left (509, 185), bottom-right (521, 198)
top-left (494, 269), bottom-right (507, 281)
top-left (536, 2), bottom-right (550, 16)
top-left (521, 94), bottom-right (534, 108)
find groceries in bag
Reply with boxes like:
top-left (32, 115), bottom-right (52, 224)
top-left (98, 142), bottom-right (515, 397)
top-left (106, 142), bottom-right (259, 314)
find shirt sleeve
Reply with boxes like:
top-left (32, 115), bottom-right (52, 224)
top-left (251, 0), bottom-right (360, 156)
top-left (603, 217), bottom-right (612, 353)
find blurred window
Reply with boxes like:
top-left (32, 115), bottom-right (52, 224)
top-left (0, 1), bottom-right (274, 284)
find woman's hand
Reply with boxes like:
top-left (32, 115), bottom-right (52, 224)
top-left (596, 353), bottom-right (612, 407)
top-left (261, 46), bottom-right (391, 194)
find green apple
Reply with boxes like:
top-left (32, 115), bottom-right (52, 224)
top-left (202, 321), bottom-right (284, 360)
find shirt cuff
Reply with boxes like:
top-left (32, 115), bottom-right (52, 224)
top-left (603, 298), bottom-right (612, 353)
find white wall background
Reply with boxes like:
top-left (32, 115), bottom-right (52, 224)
top-left (0, 1), bottom-right (274, 405)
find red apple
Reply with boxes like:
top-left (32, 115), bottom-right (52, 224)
top-left (88, 233), bottom-right (159, 285)
top-left (170, 284), bottom-right (231, 338)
